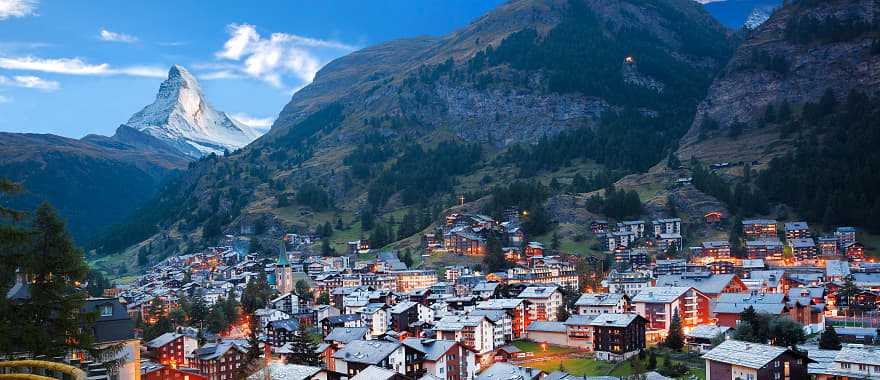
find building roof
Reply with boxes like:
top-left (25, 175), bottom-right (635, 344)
top-left (702, 340), bottom-right (789, 369)
top-left (194, 341), bottom-right (248, 361)
top-left (574, 293), bottom-right (625, 307)
top-left (712, 292), bottom-right (787, 314)
top-left (631, 287), bottom-right (692, 303)
top-left (332, 340), bottom-right (401, 364)
top-left (588, 313), bottom-right (640, 328)
top-left (468, 309), bottom-right (507, 323)
top-left (351, 365), bottom-right (399, 380)
top-left (525, 321), bottom-right (567, 333)
top-left (403, 338), bottom-right (456, 361)
top-left (784, 222), bottom-right (809, 231)
top-left (389, 301), bottom-right (418, 314)
top-left (326, 314), bottom-right (362, 324)
top-left (268, 318), bottom-right (300, 332)
top-left (743, 219), bottom-right (777, 225)
top-left (746, 239), bottom-right (783, 247)
top-left (146, 332), bottom-right (182, 348)
top-left (790, 238), bottom-right (816, 248)
top-left (477, 298), bottom-right (524, 310)
top-left (834, 346), bottom-right (880, 366)
top-left (517, 286), bottom-right (559, 299)
top-left (685, 324), bottom-right (730, 340)
top-left (325, 327), bottom-right (368, 344)
top-left (655, 273), bottom-right (738, 295)
top-left (563, 315), bottom-right (596, 326)
top-left (247, 363), bottom-right (321, 380)
top-left (476, 363), bottom-right (543, 380)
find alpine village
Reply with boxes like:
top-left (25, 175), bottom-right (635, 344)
top-left (1, 0), bottom-right (880, 379)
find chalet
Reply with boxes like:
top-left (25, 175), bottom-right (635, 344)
top-left (435, 315), bottom-right (495, 354)
top-left (475, 298), bottom-right (528, 338)
top-left (818, 236), bottom-right (840, 257)
top-left (146, 332), bottom-right (196, 368)
top-left (267, 319), bottom-right (300, 347)
top-left (652, 218), bottom-right (681, 237)
top-left (613, 248), bottom-right (649, 269)
top-left (402, 338), bottom-right (477, 380)
top-left (685, 325), bottom-right (730, 353)
top-left (517, 286), bottom-right (563, 322)
top-left (574, 293), bottom-right (629, 315)
top-left (604, 270), bottom-right (654, 297)
top-left (322, 314), bottom-right (365, 336)
top-left (653, 259), bottom-right (690, 276)
top-left (845, 242), bottom-right (865, 262)
top-left (711, 293), bottom-right (788, 328)
top-left (245, 363), bottom-right (325, 380)
top-left (333, 340), bottom-right (405, 377)
top-left (745, 240), bottom-right (784, 260)
top-left (524, 321), bottom-right (569, 347)
top-left (701, 241), bottom-right (731, 259)
top-left (707, 260), bottom-right (735, 275)
top-left (142, 361), bottom-right (207, 380)
top-left (702, 340), bottom-right (811, 380)
top-left (270, 292), bottom-right (300, 317)
top-left (469, 309), bottom-right (510, 347)
top-left (787, 287), bottom-right (825, 334)
top-left (654, 272), bottom-right (747, 299)
top-left (742, 219), bottom-right (778, 240)
top-left (563, 315), bottom-right (595, 350)
top-left (746, 270), bottom-right (786, 293)
top-left (589, 313), bottom-right (647, 362)
top-left (444, 228), bottom-right (486, 256)
top-left (524, 242), bottom-right (544, 257)
top-left (393, 270), bottom-right (439, 293)
top-left (631, 286), bottom-right (711, 343)
top-left (808, 345), bottom-right (880, 379)
top-left (784, 222), bottom-right (810, 240)
top-left (789, 238), bottom-right (817, 261)
top-left (389, 301), bottom-right (432, 334)
top-left (835, 227), bottom-right (857, 248)
top-left (361, 303), bottom-right (389, 337)
top-left (655, 233), bottom-right (683, 253)
top-left (193, 341), bottom-right (249, 380)
top-left (606, 231), bottom-right (636, 252)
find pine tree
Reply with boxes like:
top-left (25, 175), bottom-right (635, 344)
top-left (287, 323), bottom-right (322, 366)
top-left (551, 231), bottom-right (561, 250)
top-left (664, 312), bottom-right (685, 350)
top-left (818, 325), bottom-right (843, 350)
top-left (482, 235), bottom-right (507, 273)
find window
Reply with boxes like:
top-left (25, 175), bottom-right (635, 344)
top-left (99, 304), bottom-right (113, 317)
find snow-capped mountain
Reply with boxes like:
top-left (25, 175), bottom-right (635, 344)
top-left (744, 8), bottom-right (770, 29)
top-left (122, 65), bottom-right (261, 158)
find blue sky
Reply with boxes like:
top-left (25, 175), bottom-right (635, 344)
top-left (0, 0), bottom-right (506, 138)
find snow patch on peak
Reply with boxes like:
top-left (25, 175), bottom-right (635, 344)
top-left (123, 65), bottom-right (262, 158)
top-left (744, 8), bottom-right (771, 30)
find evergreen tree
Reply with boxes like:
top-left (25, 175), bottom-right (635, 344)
top-left (664, 312), bottom-right (685, 350)
top-left (819, 325), bottom-right (843, 350)
top-left (551, 232), bottom-right (560, 250)
top-left (317, 292), bottom-right (331, 305)
top-left (295, 280), bottom-right (313, 301)
top-left (482, 235), bottom-right (507, 273)
top-left (242, 271), bottom-right (273, 314)
top-left (287, 323), bottom-right (322, 366)
top-left (769, 317), bottom-right (806, 348)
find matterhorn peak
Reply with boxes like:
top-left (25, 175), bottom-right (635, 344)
top-left (120, 64), bottom-right (262, 159)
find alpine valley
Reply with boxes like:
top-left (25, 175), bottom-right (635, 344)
top-left (15, 0), bottom-right (880, 277)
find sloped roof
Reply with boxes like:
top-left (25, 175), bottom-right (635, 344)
top-left (476, 363), bottom-right (543, 380)
top-left (351, 365), bottom-right (398, 380)
top-left (631, 287), bottom-right (691, 303)
top-left (325, 327), bottom-right (368, 344)
top-left (685, 324), bottom-right (730, 340)
top-left (525, 321), bottom-right (566, 333)
top-left (655, 273), bottom-right (738, 295)
top-left (146, 332), bottom-right (182, 348)
top-left (588, 313), bottom-right (640, 328)
top-left (702, 340), bottom-right (788, 369)
top-left (332, 340), bottom-right (401, 364)
top-left (403, 338), bottom-right (456, 361)
top-left (574, 293), bottom-right (625, 307)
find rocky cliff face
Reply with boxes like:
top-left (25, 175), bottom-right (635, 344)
top-left (678, 0), bottom-right (880, 164)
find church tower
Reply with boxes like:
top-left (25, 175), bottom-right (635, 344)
top-left (275, 251), bottom-right (293, 294)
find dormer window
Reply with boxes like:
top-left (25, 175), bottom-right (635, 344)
top-left (100, 304), bottom-right (113, 317)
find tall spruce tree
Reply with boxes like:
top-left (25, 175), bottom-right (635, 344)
top-left (664, 312), bottom-right (685, 350)
top-left (818, 325), bottom-right (843, 350)
top-left (287, 323), bottom-right (322, 366)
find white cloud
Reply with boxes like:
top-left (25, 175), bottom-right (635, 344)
top-left (214, 23), bottom-right (355, 88)
top-left (0, 0), bottom-right (37, 20)
top-left (230, 112), bottom-right (274, 132)
top-left (0, 74), bottom-right (58, 91)
top-left (0, 56), bottom-right (165, 77)
top-left (99, 29), bottom-right (138, 43)
top-left (199, 70), bottom-right (241, 80)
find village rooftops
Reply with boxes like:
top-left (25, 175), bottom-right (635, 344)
top-left (563, 314), bottom-right (597, 326)
top-left (525, 321), bottom-right (567, 333)
top-left (785, 222), bottom-right (809, 231)
top-left (574, 293), bottom-right (625, 307)
top-left (517, 286), bottom-right (559, 299)
top-left (852, 273), bottom-right (880, 287)
top-left (351, 365), bottom-right (399, 380)
top-left (403, 338), bottom-right (457, 361)
top-left (655, 273), bottom-right (737, 295)
top-left (194, 341), bottom-right (248, 361)
top-left (477, 298), bottom-right (524, 309)
top-left (631, 287), bottom-right (692, 303)
top-left (588, 313), bottom-right (639, 328)
top-left (332, 340), bottom-right (401, 364)
top-left (435, 315), bottom-right (486, 330)
top-left (473, 282), bottom-right (499, 292)
top-left (468, 309), bottom-right (507, 322)
top-left (247, 363), bottom-right (321, 380)
top-left (389, 301), bottom-right (418, 314)
top-left (325, 327), bottom-right (369, 344)
top-left (746, 239), bottom-right (783, 247)
top-left (741, 259), bottom-right (765, 268)
top-left (685, 324), bottom-right (730, 340)
top-left (476, 363), bottom-right (543, 380)
top-left (702, 241), bottom-right (730, 248)
top-left (743, 219), bottom-right (778, 225)
top-left (702, 340), bottom-right (798, 369)
top-left (326, 314), bottom-right (362, 324)
top-left (712, 293), bottom-right (787, 314)
top-left (790, 238), bottom-right (816, 248)
top-left (146, 332), bottom-right (182, 348)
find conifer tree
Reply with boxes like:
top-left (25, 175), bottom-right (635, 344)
top-left (287, 323), bottom-right (322, 367)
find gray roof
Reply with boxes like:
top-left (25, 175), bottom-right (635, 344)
top-left (526, 321), bottom-right (567, 333)
top-left (476, 363), bottom-right (543, 380)
top-left (853, 273), bottom-right (880, 287)
top-left (268, 318), bottom-right (300, 332)
top-left (789, 238), bottom-right (815, 248)
top-left (574, 293), bottom-right (625, 307)
top-left (469, 309), bottom-right (507, 323)
top-left (389, 301), bottom-right (418, 314)
top-left (685, 324), bottom-right (730, 340)
top-left (477, 298), bottom-right (524, 310)
top-left (146, 332), bottom-right (182, 348)
top-left (746, 239), bottom-right (783, 247)
top-left (563, 314), bottom-right (597, 326)
top-left (517, 286), bottom-right (559, 299)
top-left (833, 346), bottom-right (880, 366)
top-left (655, 273), bottom-right (738, 295)
top-left (743, 219), bottom-right (777, 225)
top-left (702, 340), bottom-right (788, 369)
top-left (332, 340), bottom-right (401, 364)
top-left (712, 292), bottom-right (787, 314)
top-left (325, 327), bottom-right (368, 344)
top-left (403, 338), bottom-right (456, 361)
top-left (631, 287), bottom-right (692, 303)
top-left (247, 363), bottom-right (321, 380)
top-left (588, 313), bottom-right (640, 328)
top-left (784, 222), bottom-right (809, 231)
top-left (351, 365), bottom-right (398, 380)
